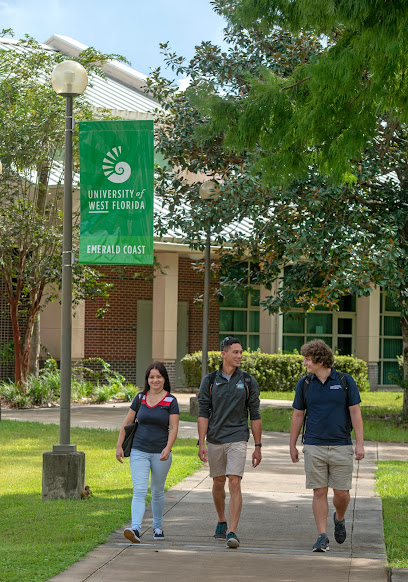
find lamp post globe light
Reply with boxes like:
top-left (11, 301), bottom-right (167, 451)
top-left (42, 61), bottom-right (88, 500)
top-left (199, 181), bottom-right (220, 381)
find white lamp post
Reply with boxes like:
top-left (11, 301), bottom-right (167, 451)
top-left (42, 61), bottom-right (88, 500)
top-left (199, 181), bottom-right (220, 380)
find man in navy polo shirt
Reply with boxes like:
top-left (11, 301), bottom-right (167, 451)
top-left (290, 339), bottom-right (364, 552)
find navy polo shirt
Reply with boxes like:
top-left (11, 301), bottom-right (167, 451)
top-left (292, 368), bottom-right (361, 445)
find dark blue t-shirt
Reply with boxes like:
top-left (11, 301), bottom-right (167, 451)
top-left (292, 368), bottom-right (361, 445)
top-left (130, 392), bottom-right (179, 454)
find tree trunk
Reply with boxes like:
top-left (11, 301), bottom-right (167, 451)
top-left (9, 299), bottom-right (24, 388)
top-left (400, 316), bottom-right (408, 418)
top-left (29, 316), bottom-right (40, 378)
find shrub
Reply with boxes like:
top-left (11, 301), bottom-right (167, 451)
top-left (181, 349), bottom-right (370, 392)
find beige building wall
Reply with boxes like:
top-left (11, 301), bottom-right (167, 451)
top-left (356, 288), bottom-right (380, 387)
top-left (259, 283), bottom-right (280, 354)
top-left (40, 298), bottom-right (85, 361)
top-left (152, 252), bottom-right (179, 362)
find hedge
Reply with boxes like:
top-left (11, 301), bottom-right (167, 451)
top-left (181, 350), bottom-right (370, 392)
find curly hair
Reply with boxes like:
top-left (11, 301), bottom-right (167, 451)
top-left (300, 339), bottom-right (334, 368)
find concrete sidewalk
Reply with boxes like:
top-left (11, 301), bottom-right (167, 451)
top-left (3, 396), bottom-right (407, 581)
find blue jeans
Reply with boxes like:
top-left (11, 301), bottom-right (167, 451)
top-left (129, 448), bottom-right (172, 531)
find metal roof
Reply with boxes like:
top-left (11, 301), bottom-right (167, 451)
top-left (0, 36), bottom-right (158, 115)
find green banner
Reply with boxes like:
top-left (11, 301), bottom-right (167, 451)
top-left (78, 120), bottom-right (154, 265)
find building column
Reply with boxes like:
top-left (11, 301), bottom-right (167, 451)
top-left (356, 288), bottom-right (380, 389)
top-left (152, 253), bottom-right (179, 386)
top-left (259, 282), bottom-right (280, 354)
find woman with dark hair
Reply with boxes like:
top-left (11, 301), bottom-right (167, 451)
top-left (116, 362), bottom-right (179, 543)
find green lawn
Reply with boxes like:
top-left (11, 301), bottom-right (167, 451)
top-left (0, 421), bottom-right (202, 582)
top-left (376, 461), bottom-right (408, 569)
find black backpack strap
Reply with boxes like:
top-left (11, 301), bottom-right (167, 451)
top-left (243, 374), bottom-right (251, 403)
top-left (300, 375), bottom-right (311, 444)
top-left (337, 372), bottom-right (352, 439)
top-left (208, 370), bottom-right (218, 399)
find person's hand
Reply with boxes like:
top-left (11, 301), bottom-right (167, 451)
top-left (160, 447), bottom-right (171, 461)
top-left (252, 447), bottom-right (262, 468)
top-left (290, 445), bottom-right (299, 463)
top-left (355, 444), bottom-right (365, 461)
top-left (116, 447), bottom-right (124, 464)
top-left (198, 443), bottom-right (208, 462)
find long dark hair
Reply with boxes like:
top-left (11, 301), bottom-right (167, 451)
top-left (143, 361), bottom-right (171, 395)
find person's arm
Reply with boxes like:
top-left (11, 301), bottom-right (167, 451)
top-left (251, 418), bottom-right (262, 467)
top-left (115, 408), bottom-right (137, 464)
top-left (197, 375), bottom-right (211, 462)
top-left (349, 403), bottom-right (365, 460)
top-left (197, 416), bottom-right (209, 462)
top-left (160, 413), bottom-right (180, 460)
top-left (289, 409), bottom-right (305, 463)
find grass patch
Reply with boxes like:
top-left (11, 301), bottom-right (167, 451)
top-left (0, 420), bottom-right (202, 582)
top-left (181, 391), bottom-right (408, 442)
top-left (376, 461), bottom-right (408, 568)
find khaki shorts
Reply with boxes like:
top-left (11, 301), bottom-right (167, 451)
top-left (303, 445), bottom-right (354, 490)
top-left (207, 441), bottom-right (248, 478)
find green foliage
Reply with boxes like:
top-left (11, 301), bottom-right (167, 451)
top-left (0, 358), bottom-right (129, 407)
top-left (0, 420), bottom-right (202, 582)
top-left (115, 384), bottom-right (139, 402)
top-left (209, 1), bottom-right (408, 184)
top-left (72, 357), bottom-right (125, 388)
top-left (181, 349), bottom-right (369, 392)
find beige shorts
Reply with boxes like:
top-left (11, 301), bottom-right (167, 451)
top-left (303, 445), bottom-right (354, 490)
top-left (207, 441), bottom-right (248, 478)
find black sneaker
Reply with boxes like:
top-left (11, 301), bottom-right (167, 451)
top-left (214, 521), bottom-right (228, 540)
top-left (124, 528), bottom-right (140, 543)
top-left (312, 533), bottom-right (329, 552)
top-left (226, 531), bottom-right (240, 548)
top-left (153, 527), bottom-right (165, 540)
top-left (333, 511), bottom-right (346, 544)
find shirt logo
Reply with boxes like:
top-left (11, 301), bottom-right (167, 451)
top-left (236, 381), bottom-right (245, 389)
top-left (330, 385), bottom-right (342, 390)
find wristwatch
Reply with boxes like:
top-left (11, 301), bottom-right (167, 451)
top-left (255, 443), bottom-right (262, 447)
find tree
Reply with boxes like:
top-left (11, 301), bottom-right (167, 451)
top-left (149, 11), bottom-right (408, 417)
top-left (197, 0), bottom-right (408, 184)
top-left (148, 26), bottom-right (322, 248)
top-left (0, 33), bottom-right (122, 386)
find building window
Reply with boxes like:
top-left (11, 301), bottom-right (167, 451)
top-left (282, 295), bottom-right (356, 355)
top-left (219, 262), bottom-right (260, 350)
top-left (378, 291), bottom-right (402, 385)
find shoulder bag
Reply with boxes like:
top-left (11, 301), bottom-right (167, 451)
top-left (122, 393), bottom-right (142, 457)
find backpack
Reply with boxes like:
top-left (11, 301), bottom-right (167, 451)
top-left (300, 371), bottom-right (351, 444)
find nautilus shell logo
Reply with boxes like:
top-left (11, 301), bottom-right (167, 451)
top-left (103, 146), bottom-right (131, 184)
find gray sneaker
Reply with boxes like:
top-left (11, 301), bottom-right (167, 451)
top-left (312, 533), bottom-right (329, 552)
top-left (214, 521), bottom-right (228, 540)
top-left (333, 511), bottom-right (347, 544)
top-left (226, 531), bottom-right (240, 548)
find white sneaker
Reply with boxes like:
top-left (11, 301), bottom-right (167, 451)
top-left (153, 527), bottom-right (165, 540)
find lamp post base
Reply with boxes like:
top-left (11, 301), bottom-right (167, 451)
top-left (42, 450), bottom-right (85, 500)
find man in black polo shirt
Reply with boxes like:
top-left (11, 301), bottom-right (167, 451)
top-left (290, 339), bottom-right (365, 552)
top-left (198, 336), bottom-right (262, 549)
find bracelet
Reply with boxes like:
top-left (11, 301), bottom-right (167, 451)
top-left (255, 443), bottom-right (262, 447)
